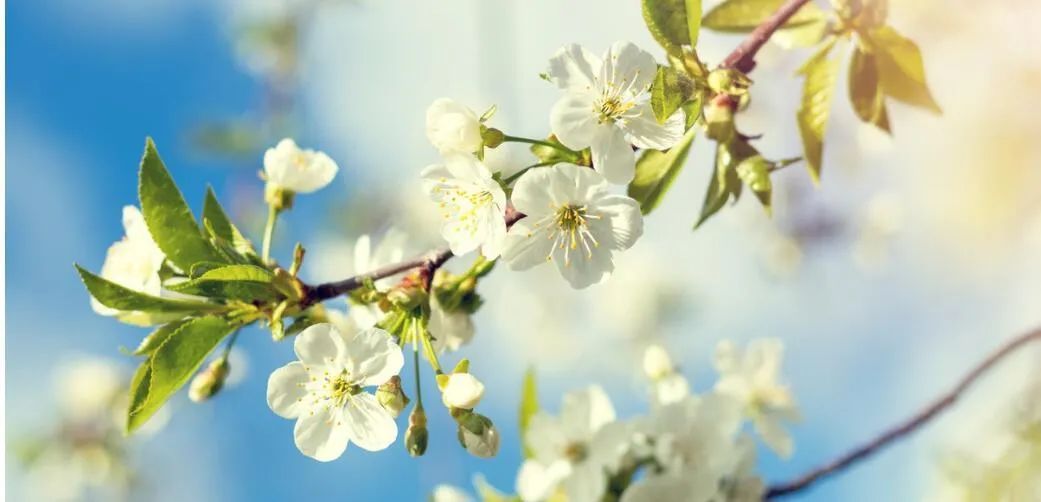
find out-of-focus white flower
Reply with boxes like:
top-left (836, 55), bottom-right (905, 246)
top-left (55, 359), bottom-right (123, 422)
top-left (441, 373), bottom-right (485, 410)
top-left (643, 344), bottom-right (674, 380)
top-left (263, 138), bottom-right (338, 194)
top-left (91, 206), bottom-right (168, 326)
top-left (267, 323), bottom-right (403, 461)
top-left (502, 164), bottom-right (643, 289)
top-left (547, 41), bottom-right (685, 185)
top-left (642, 344), bottom-right (691, 407)
top-left (714, 339), bottom-right (800, 458)
top-left (421, 154), bottom-right (508, 259)
top-left (325, 229), bottom-right (408, 327)
top-left (517, 386), bottom-right (630, 502)
top-left (428, 293), bottom-right (475, 353)
top-left (431, 484), bottom-right (474, 502)
top-left (426, 98), bottom-right (483, 155)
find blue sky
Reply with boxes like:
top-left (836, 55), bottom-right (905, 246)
top-left (8, 1), bottom-right (1041, 501)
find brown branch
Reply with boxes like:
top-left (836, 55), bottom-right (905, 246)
top-left (765, 327), bottom-right (1041, 499)
top-left (720, 0), bottom-right (813, 73)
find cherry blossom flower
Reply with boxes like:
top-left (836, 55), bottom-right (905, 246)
top-left (90, 206), bottom-right (171, 326)
top-left (426, 98), bottom-right (483, 155)
top-left (428, 292), bottom-right (475, 354)
top-left (547, 41), bottom-right (685, 185)
top-left (263, 138), bottom-right (338, 194)
top-left (267, 323), bottom-right (404, 461)
top-left (502, 163), bottom-right (643, 289)
top-left (421, 153), bottom-right (508, 259)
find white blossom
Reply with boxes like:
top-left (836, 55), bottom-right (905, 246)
top-left (643, 344), bottom-right (674, 380)
top-left (91, 206), bottom-right (171, 326)
top-left (517, 386), bottom-right (630, 502)
top-left (421, 153), bottom-right (508, 258)
top-left (428, 292), bottom-right (475, 354)
top-left (426, 98), bottom-right (483, 155)
top-left (431, 485), bottom-right (474, 502)
top-left (547, 41), bottom-right (685, 185)
top-left (714, 339), bottom-right (800, 458)
top-left (55, 358), bottom-right (122, 422)
top-left (441, 373), bottom-right (485, 410)
top-left (502, 164), bottom-right (643, 289)
top-left (267, 323), bottom-right (403, 461)
top-left (337, 230), bottom-right (408, 327)
top-left (643, 344), bottom-right (691, 407)
top-left (263, 138), bottom-right (339, 194)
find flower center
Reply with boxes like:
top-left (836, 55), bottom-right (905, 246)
top-left (326, 371), bottom-right (362, 408)
top-left (597, 96), bottom-right (635, 123)
top-left (292, 153), bottom-right (310, 170)
top-left (563, 441), bottom-right (588, 463)
top-left (546, 204), bottom-right (601, 266)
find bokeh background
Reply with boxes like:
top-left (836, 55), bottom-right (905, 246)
top-left (7, 0), bottom-right (1041, 500)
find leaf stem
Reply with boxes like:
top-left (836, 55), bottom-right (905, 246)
top-left (261, 204), bottom-right (280, 263)
top-left (501, 135), bottom-right (580, 159)
top-left (503, 161), bottom-right (556, 185)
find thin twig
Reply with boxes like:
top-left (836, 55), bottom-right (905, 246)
top-left (720, 0), bottom-right (813, 73)
top-left (765, 327), bottom-right (1041, 499)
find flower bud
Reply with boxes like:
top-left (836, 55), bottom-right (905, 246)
top-left (456, 412), bottom-right (500, 458)
top-left (188, 357), bottom-right (230, 403)
top-left (441, 373), bottom-right (485, 410)
top-left (375, 376), bottom-right (410, 417)
top-left (387, 286), bottom-right (427, 310)
top-left (704, 95), bottom-right (736, 142)
top-left (481, 126), bottom-right (505, 149)
top-left (426, 98), bottom-right (483, 155)
top-left (405, 406), bottom-right (428, 457)
top-left (642, 344), bottom-right (675, 381)
top-left (707, 68), bottom-right (751, 96)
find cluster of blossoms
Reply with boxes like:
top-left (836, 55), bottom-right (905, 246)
top-left (435, 339), bottom-right (799, 502)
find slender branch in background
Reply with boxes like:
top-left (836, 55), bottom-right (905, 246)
top-left (766, 327), bottom-right (1041, 499)
top-left (720, 0), bottom-right (813, 73)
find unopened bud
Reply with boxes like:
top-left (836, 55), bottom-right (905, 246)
top-left (456, 411), bottom-right (500, 458)
top-left (188, 357), bottom-right (230, 402)
top-left (440, 372), bottom-right (485, 410)
top-left (375, 376), bottom-right (410, 417)
top-left (707, 68), bottom-right (751, 96)
top-left (481, 127), bottom-right (505, 149)
top-left (405, 406), bottom-right (428, 457)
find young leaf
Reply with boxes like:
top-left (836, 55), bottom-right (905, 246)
top-left (642, 0), bottom-right (694, 54)
top-left (76, 264), bottom-right (223, 314)
top-left (702, 0), bottom-right (824, 32)
top-left (203, 187), bottom-right (257, 257)
top-left (134, 319), bottom-right (190, 356)
top-left (695, 141), bottom-right (744, 228)
top-left (796, 41), bottom-right (839, 184)
top-left (138, 138), bottom-right (225, 272)
top-left (127, 361), bottom-right (152, 418)
top-left (735, 155), bottom-right (773, 214)
top-left (848, 46), bottom-right (891, 133)
top-left (685, 0), bottom-right (702, 46)
top-left (870, 26), bottom-right (942, 114)
top-left (650, 66), bottom-right (694, 124)
top-left (128, 316), bottom-right (237, 433)
top-left (519, 367), bottom-right (539, 459)
top-left (166, 264), bottom-right (280, 302)
top-left (628, 127), bottom-right (698, 214)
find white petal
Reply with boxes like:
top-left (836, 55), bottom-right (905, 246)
top-left (550, 92), bottom-right (599, 150)
top-left (516, 460), bottom-right (570, 502)
top-left (431, 485), bottom-right (474, 502)
top-left (343, 327), bottom-right (404, 387)
top-left (620, 473), bottom-right (716, 502)
top-left (344, 392), bottom-right (398, 451)
top-left (562, 462), bottom-right (607, 502)
top-left (267, 362), bottom-right (310, 419)
top-left (509, 166), bottom-right (564, 216)
top-left (525, 414), bottom-right (569, 465)
top-left (293, 323), bottom-right (347, 368)
top-left (547, 44), bottom-right (601, 91)
top-left (263, 138), bottom-right (338, 193)
top-left (502, 219), bottom-right (555, 271)
top-left (554, 243), bottom-right (615, 289)
top-left (441, 373), bottom-right (485, 409)
top-left (426, 98), bottom-right (482, 154)
top-left (479, 209), bottom-right (507, 260)
top-left (590, 194), bottom-right (643, 250)
top-left (600, 41), bottom-right (657, 93)
top-left (623, 105), bottom-right (686, 150)
top-left (428, 295), bottom-right (475, 353)
top-left (293, 407), bottom-right (352, 462)
top-left (755, 415), bottom-right (794, 458)
top-left (590, 126), bottom-right (636, 185)
top-left (561, 386), bottom-right (616, 440)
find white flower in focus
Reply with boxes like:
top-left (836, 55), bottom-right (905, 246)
top-left (517, 386), bottom-right (630, 502)
top-left (421, 154), bottom-right (508, 258)
top-left (267, 323), bottom-right (404, 461)
top-left (714, 339), bottom-right (800, 458)
top-left (91, 206), bottom-right (170, 326)
top-left (431, 484), bottom-right (474, 502)
top-left (428, 292), bottom-right (475, 353)
top-left (441, 373), bottom-right (485, 410)
top-left (426, 98), bottom-right (483, 155)
top-left (502, 164), bottom-right (643, 289)
top-left (263, 138), bottom-right (338, 194)
top-left (547, 41), bottom-right (685, 185)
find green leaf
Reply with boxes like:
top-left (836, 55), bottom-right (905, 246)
top-left (772, 19), bottom-right (828, 49)
top-left (133, 319), bottom-right (190, 356)
top-left (650, 66), bottom-right (694, 125)
top-left (735, 154), bottom-right (773, 214)
top-left (683, 93), bottom-right (705, 130)
top-left (685, 0), bottom-right (702, 46)
top-left (203, 187), bottom-right (257, 257)
top-left (166, 264), bottom-right (279, 302)
top-left (127, 316), bottom-right (237, 433)
top-left (848, 46), bottom-right (891, 133)
top-left (870, 26), bottom-right (942, 114)
top-left (138, 138), bottom-right (225, 272)
top-left (628, 127), bottom-right (698, 215)
top-left (642, 0), bottom-right (694, 54)
top-left (519, 367), bottom-right (539, 459)
top-left (702, 0), bottom-right (824, 32)
top-left (75, 264), bottom-right (222, 314)
top-left (796, 40), bottom-right (839, 184)
top-left (695, 142), bottom-right (740, 228)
